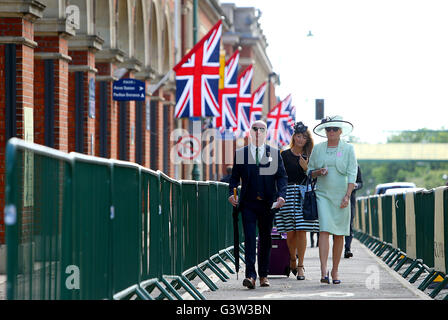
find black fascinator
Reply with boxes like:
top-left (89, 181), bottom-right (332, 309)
top-left (293, 121), bottom-right (308, 134)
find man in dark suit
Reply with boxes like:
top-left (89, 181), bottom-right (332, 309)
top-left (344, 165), bottom-right (363, 258)
top-left (228, 120), bottom-right (288, 289)
top-left (220, 166), bottom-right (232, 183)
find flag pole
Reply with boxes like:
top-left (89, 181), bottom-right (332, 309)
top-left (191, 0), bottom-right (201, 181)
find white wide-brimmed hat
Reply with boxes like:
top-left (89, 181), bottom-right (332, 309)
top-left (313, 115), bottom-right (354, 138)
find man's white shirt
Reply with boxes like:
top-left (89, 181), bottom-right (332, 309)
top-left (249, 143), bottom-right (265, 163)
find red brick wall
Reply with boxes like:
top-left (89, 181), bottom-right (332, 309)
top-left (110, 88), bottom-right (119, 159)
top-left (33, 57), bottom-right (45, 145)
top-left (163, 92), bottom-right (175, 177)
top-left (115, 72), bottom-right (136, 163)
top-left (33, 35), bottom-right (70, 152)
top-left (0, 16), bottom-right (36, 245)
top-left (54, 56), bottom-right (70, 152)
top-left (67, 70), bottom-right (77, 153)
top-left (68, 50), bottom-right (97, 155)
top-left (95, 62), bottom-right (119, 159)
top-left (128, 99), bottom-right (136, 163)
top-left (143, 94), bottom-right (150, 169)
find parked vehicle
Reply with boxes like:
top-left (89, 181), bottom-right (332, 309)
top-left (374, 182), bottom-right (416, 195)
top-left (384, 187), bottom-right (425, 195)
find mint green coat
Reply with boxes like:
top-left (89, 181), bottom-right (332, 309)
top-left (307, 140), bottom-right (358, 235)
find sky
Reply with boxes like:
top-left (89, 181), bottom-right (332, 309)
top-left (227, 0), bottom-right (448, 143)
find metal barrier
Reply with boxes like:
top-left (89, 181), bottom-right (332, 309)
top-left (354, 187), bottom-right (448, 300)
top-left (5, 138), bottom-right (240, 300)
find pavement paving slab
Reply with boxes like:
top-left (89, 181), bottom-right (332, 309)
top-left (199, 238), bottom-right (431, 300)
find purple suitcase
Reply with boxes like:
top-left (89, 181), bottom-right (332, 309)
top-left (265, 227), bottom-right (291, 276)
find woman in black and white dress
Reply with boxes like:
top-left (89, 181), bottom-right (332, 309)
top-left (275, 122), bottom-right (319, 280)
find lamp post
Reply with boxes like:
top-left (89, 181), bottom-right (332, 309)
top-left (267, 72), bottom-right (278, 112)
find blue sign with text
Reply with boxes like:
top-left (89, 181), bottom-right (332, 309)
top-left (113, 78), bottom-right (146, 101)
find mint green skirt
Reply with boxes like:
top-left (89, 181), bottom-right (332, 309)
top-left (315, 165), bottom-right (350, 236)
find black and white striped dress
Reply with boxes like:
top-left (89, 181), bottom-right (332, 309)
top-left (275, 149), bottom-right (319, 233)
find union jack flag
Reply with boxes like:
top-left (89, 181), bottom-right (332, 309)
top-left (282, 94), bottom-right (295, 126)
top-left (249, 82), bottom-right (267, 124)
top-left (235, 65), bottom-right (254, 137)
top-left (173, 20), bottom-right (222, 118)
top-left (267, 94), bottom-right (294, 147)
top-left (214, 50), bottom-right (239, 129)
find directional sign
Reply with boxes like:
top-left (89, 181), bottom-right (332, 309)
top-left (113, 78), bottom-right (145, 101)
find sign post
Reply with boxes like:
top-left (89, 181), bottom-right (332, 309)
top-left (113, 78), bottom-right (146, 101)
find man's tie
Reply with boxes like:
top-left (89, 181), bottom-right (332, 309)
top-left (256, 147), bottom-right (259, 166)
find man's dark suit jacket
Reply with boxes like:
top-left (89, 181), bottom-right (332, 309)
top-left (228, 144), bottom-right (288, 210)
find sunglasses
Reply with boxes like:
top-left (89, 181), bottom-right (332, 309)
top-left (325, 127), bottom-right (340, 132)
top-left (252, 127), bottom-right (266, 133)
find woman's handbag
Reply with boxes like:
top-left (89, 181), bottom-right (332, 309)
top-left (303, 173), bottom-right (318, 221)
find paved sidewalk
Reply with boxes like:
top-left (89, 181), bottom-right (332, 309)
top-left (0, 238), bottom-right (434, 301)
top-left (199, 238), bottom-right (431, 300)
top-left (0, 275), bottom-right (6, 300)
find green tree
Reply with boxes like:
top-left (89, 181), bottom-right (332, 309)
top-left (387, 128), bottom-right (448, 143)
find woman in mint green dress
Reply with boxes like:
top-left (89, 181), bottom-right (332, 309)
top-left (308, 116), bottom-right (358, 284)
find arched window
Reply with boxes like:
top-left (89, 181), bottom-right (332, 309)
top-left (135, 0), bottom-right (146, 65)
top-left (149, 2), bottom-right (159, 72)
top-left (162, 16), bottom-right (171, 73)
top-left (117, 0), bottom-right (130, 57)
top-left (95, 0), bottom-right (113, 49)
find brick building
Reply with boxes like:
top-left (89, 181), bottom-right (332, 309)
top-left (0, 0), bottom-right (279, 263)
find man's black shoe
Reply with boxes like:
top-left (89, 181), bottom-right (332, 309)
top-left (344, 250), bottom-right (353, 258)
top-left (243, 278), bottom-right (256, 289)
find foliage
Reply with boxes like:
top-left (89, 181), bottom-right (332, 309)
top-left (357, 128), bottom-right (448, 196)
top-left (387, 128), bottom-right (448, 143)
top-left (358, 161), bottom-right (448, 196)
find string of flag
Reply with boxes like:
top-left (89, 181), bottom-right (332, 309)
top-left (172, 19), bottom-right (296, 147)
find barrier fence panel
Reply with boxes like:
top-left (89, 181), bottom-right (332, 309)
top-left (217, 182), bottom-right (234, 249)
top-left (378, 195), bottom-right (384, 241)
top-left (198, 182), bottom-right (211, 263)
top-left (208, 182), bottom-right (219, 257)
top-left (111, 161), bottom-right (141, 295)
top-left (6, 138), bottom-right (243, 300)
top-left (370, 196), bottom-right (379, 238)
top-left (217, 183), bottom-right (229, 251)
top-left (70, 154), bottom-right (112, 300)
top-left (355, 185), bottom-right (448, 299)
top-left (5, 140), bottom-right (71, 300)
top-left (159, 173), bottom-right (174, 276)
top-left (365, 198), bottom-right (371, 236)
top-left (442, 187), bottom-right (448, 275)
top-left (434, 187), bottom-right (447, 274)
top-left (172, 178), bottom-right (184, 276)
top-left (381, 195), bottom-right (393, 244)
top-left (356, 198), bottom-right (366, 234)
top-left (395, 193), bottom-right (407, 252)
top-left (182, 181), bottom-right (199, 271)
top-left (414, 191), bottom-right (435, 268)
top-left (141, 170), bottom-right (162, 280)
top-left (404, 191), bottom-right (417, 260)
